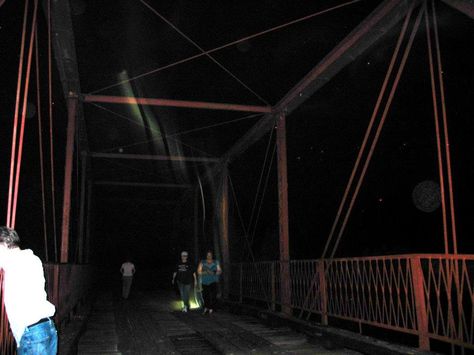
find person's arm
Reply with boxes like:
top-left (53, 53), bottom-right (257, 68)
top-left (197, 262), bottom-right (203, 275)
top-left (216, 262), bottom-right (222, 275)
top-left (132, 265), bottom-right (136, 275)
top-left (172, 271), bottom-right (177, 284)
top-left (120, 264), bottom-right (124, 275)
top-left (193, 272), bottom-right (197, 285)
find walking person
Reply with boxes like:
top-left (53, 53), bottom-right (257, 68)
top-left (120, 258), bottom-right (136, 299)
top-left (197, 250), bottom-right (222, 314)
top-left (172, 251), bottom-right (196, 312)
top-left (0, 226), bottom-right (57, 354)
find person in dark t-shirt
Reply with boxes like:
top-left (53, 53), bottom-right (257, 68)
top-left (172, 251), bottom-right (196, 312)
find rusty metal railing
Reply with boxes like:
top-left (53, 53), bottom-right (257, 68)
top-left (43, 263), bottom-right (96, 328)
top-left (1, 264), bottom-right (95, 354)
top-left (1, 270), bottom-right (16, 355)
top-left (228, 254), bottom-right (474, 351)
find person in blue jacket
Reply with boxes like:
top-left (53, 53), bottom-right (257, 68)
top-left (197, 250), bottom-right (222, 314)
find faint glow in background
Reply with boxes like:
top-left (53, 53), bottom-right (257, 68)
top-left (118, 70), bottom-right (164, 152)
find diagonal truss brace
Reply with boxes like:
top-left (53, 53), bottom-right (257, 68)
top-left (220, 0), bottom-right (422, 165)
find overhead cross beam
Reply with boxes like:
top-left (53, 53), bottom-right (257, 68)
top-left (220, 0), bottom-right (422, 164)
top-left (82, 94), bottom-right (272, 113)
top-left (89, 152), bottom-right (219, 163)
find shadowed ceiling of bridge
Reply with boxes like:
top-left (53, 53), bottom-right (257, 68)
top-left (0, 0), bottom-right (473, 263)
top-left (73, 0), bottom-right (382, 183)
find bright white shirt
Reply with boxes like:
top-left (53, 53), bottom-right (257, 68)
top-left (0, 248), bottom-right (56, 346)
top-left (120, 262), bottom-right (135, 277)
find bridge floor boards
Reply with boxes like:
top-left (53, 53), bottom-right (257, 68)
top-left (76, 289), bottom-right (360, 354)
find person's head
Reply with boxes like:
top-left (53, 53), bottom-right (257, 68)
top-left (181, 251), bottom-right (188, 262)
top-left (0, 226), bottom-right (20, 249)
top-left (206, 250), bottom-right (213, 261)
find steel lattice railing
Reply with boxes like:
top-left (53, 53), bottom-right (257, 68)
top-left (421, 255), bottom-right (474, 347)
top-left (228, 254), bottom-right (474, 351)
top-left (324, 257), bottom-right (418, 333)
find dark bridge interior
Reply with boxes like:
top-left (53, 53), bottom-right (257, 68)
top-left (1, 0), bottom-right (474, 353)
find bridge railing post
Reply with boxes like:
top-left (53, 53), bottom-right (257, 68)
top-left (318, 260), bottom-right (328, 325)
top-left (410, 256), bottom-right (430, 350)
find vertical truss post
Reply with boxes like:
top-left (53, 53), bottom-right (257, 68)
top-left (60, 93), bottom-right (77, 263)
top-left (410, 257), bottom-right (430, 350)
top-left (276, 113), bottom-right (291, 315)
top-left (219, 167), bottom-right (230, 299)
top-left (77, 151), bottom-right (87, 263)
top-left (318, 260), bottom-right (328, 325)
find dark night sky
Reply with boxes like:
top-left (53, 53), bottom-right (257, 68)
top-left (0, 0), bottom-right (473, 267)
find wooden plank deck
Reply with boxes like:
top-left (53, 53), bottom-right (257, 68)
top-left (76, 289), bottom-right (361, 354)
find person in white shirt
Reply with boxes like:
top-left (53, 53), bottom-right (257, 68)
top-left (120, 259), bottom-right (136, 299)
top-left (0, 226), bottom-right (57, 354)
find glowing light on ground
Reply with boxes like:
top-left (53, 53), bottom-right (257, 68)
top-left (170, 296), bottom-right (202, 311)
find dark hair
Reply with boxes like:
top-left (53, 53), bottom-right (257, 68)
top-left (0, 227), bottom-right (20, 248)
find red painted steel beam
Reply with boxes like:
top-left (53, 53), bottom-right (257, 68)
top-left (441, 0), bottom-right (474, 19)
top-left (276, 113), bottom-right (290, 262)
top-left (274, 0), bottom-right (419, 114)
top-left (60, 94), bottom-right (77, 263)
top-left (94, 181), bottom-right (192, 188)
top-left (410, 257), bottom-right (430, 350)
top-left (78, 152), bottom-right (87, 263)
top-left (276, 113), bottom-right (291, 315)
top-left (220, 0), bottom-right (421, 164)
top-left (219, 168), bottom-right (230, 298)
top-left (89, 152), bottom-right (219, 163)
top-left (82, 94), bottom-right (272, 113)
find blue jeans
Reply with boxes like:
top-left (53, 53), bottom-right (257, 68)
top-left (177, 282), bottom-right (191, 308)
top-left (18, 318), bottom-right (57, 355)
